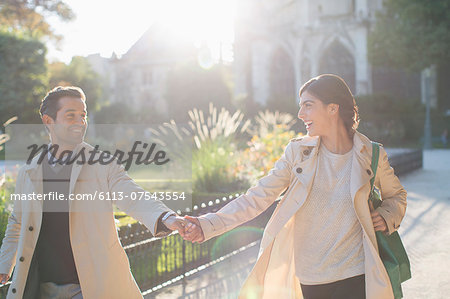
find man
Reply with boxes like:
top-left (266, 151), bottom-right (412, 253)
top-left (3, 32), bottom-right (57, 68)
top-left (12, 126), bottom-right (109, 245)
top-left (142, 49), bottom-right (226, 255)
top-left (0, 86), bottom-right (188, 298)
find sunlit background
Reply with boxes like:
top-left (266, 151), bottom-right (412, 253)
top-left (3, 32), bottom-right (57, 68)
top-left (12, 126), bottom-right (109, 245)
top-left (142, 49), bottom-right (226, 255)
top-left (47, 0), bottom-right (236, 63)
top-left (1, 0), bottom-right (450, 298)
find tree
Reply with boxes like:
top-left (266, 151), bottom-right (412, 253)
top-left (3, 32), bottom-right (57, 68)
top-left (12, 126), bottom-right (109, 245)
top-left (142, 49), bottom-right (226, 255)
top-left (49, 56), bottom-right (103, 112)
top-left (165, 61), bottom-right (233, 121)
top-left (0, 0), bottom-right (74, 41)
top-left (0, 31), bottom-right (48, 124)
top-left (369, 0), bottom-right (450, 71)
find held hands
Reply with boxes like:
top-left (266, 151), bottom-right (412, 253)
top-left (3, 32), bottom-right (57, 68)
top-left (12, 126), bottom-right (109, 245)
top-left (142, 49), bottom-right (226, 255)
top-left (183, 216), bottom-right (205, 243)
top-left (161, 213), bottom-right (205, 243)
top-left (162, 215), bottom-right (189, 238)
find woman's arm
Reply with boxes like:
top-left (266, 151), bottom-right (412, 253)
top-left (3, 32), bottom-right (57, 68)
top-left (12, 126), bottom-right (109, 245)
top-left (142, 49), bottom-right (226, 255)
top-left (189, 142), bottom-right (295, 242)
top-left (374, 146), bottom-right (408, 235)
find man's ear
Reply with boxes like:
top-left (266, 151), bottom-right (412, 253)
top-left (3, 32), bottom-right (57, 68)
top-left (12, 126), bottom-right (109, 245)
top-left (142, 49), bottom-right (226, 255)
top-left (41, 115), bottom-right (54, 132)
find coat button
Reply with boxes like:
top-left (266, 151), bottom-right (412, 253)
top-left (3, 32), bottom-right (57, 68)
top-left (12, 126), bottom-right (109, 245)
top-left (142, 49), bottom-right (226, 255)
top-left (296, 167), bottom-right (303, 174)
top-left (12, 288), bottom-right (16, 293)
top-left (303, 149), bottom-right (311, 155)
top-left (19, 257), bottom-right (24, 262)
top-left (28, 226), bottom-right (33, 231)
top-left (366, 169), bottom-right (372, 175)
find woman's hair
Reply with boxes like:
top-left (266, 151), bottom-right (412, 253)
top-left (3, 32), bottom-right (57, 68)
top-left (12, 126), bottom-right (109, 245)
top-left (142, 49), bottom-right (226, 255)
top-left (299, 74), bottom-right (360, 137)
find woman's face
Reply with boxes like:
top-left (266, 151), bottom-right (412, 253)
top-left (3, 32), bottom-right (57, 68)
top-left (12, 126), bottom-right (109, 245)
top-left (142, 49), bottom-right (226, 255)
top-left (298, 90), bottom-right (335, 137)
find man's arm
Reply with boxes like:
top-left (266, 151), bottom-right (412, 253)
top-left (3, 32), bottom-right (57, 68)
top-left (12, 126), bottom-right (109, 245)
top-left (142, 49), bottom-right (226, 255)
top-left (0, 169), bottom-right (25, 280)
top-left (107, 162), bottom-right (186, 237)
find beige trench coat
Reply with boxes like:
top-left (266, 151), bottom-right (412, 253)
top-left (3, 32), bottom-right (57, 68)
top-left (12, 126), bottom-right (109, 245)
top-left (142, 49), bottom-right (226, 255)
top-left (0, 142), bottom-right (173, 299)
top-left (198, 131), bottom-right (407, 299)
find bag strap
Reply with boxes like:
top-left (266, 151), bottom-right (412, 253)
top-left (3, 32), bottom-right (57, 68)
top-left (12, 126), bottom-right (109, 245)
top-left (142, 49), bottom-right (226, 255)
top-left (370, 142), bottom-right (380, 193)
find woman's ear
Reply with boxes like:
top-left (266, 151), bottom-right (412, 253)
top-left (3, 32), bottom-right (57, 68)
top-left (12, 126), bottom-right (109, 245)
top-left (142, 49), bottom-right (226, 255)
top-left (328, 104), bottom-right (339, 115)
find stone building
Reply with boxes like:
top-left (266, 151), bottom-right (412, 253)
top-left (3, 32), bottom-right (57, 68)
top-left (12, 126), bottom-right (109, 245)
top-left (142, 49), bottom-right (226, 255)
top-left (87, 23), bottom-right (197, 115)
top-left (233, 0), bottom-right (420, 105)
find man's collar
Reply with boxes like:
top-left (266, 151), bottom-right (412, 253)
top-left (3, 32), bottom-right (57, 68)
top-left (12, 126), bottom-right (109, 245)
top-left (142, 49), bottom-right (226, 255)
top-left (25, 142), bottom-right (87, 171)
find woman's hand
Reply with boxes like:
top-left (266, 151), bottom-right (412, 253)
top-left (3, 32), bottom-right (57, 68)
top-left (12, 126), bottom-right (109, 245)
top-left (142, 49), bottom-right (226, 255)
top-left (371, 210), bottom-right (388, 233)
top-left (0, 273), bottom-right (9, 285)
top-left (183, 216), bottom-right (205, 243)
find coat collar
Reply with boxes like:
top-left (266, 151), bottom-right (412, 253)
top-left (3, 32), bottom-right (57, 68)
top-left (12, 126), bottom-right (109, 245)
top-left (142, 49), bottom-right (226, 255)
top-left (294, 131), bottom-right (373, 159)
top-left (24, 142), bottom-right (88, 171)
top-left (24, 142), bottom-right (90, 195)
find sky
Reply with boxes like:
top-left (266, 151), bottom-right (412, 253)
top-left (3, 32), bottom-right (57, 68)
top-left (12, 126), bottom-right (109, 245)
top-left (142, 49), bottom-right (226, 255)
top-left (47, 0), bottom-right (236, 63)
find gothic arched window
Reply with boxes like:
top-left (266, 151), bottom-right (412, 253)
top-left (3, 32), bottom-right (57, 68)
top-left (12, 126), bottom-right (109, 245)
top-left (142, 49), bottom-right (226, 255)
top-left (301, 58), bottom-right (312, 85)
top-left (319, 40), bottom-right (356, 93)
top-left (270, 48), bottom-right (296, 100)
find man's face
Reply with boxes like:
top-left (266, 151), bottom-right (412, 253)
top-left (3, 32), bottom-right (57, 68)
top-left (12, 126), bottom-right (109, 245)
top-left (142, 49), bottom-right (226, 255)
top-left (44, 97), bottom-right (88, 148)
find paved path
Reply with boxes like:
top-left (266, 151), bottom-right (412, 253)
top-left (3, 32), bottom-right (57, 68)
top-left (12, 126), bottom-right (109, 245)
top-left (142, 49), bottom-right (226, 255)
top-left (149, 149), bottom-right (450, 299)
top-left (400, 150), bottom-right (450, 299)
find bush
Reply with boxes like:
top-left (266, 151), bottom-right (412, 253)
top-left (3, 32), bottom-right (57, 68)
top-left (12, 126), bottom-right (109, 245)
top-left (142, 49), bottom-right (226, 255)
top-left (356, 94), bottom-right (425, 146)
top-left (235, 111), bottom-right (300, 184)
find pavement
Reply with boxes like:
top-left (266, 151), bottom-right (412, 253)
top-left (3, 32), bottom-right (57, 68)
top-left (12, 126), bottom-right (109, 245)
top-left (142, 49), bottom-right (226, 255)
top-left (400, 149), bottom-right (450, 299)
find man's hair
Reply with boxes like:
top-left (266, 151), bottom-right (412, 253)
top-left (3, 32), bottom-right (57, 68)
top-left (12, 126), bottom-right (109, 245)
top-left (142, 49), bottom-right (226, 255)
top-left (39, 86), bottom-right (86, 120)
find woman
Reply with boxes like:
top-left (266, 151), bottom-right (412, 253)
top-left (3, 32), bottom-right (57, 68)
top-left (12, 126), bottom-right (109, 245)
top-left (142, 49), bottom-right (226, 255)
top-left (184, 74), bottom-right (407, 299)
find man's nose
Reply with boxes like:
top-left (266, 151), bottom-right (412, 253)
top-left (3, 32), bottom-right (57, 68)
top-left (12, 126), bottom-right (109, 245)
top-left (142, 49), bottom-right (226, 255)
top-left (76, 116), bottom-right (87, 125)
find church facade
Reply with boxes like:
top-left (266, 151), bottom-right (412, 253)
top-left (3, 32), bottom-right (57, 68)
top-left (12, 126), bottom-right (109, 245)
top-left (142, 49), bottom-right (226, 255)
top-left (233, 0), bottom-right (419, 105)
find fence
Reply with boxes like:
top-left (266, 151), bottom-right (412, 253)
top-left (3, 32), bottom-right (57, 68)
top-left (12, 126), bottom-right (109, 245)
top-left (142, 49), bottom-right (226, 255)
top-left (126, 199), bottom-right (276, 293)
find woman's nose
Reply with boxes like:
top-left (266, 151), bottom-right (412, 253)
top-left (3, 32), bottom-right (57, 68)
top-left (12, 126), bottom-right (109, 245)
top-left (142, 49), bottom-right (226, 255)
top-left (298, 107), bottom-right (304, 120)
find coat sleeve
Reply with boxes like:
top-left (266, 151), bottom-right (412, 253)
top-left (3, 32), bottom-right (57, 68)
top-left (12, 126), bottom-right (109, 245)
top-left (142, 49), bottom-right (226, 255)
top-left (374, 146), bottom-right (407, 235)
top-left (0, 168), bottom-right (24, 276)
top-left (197, 142), bottom-right (294, 241)
top-left (107, 161), bottom-right (174, 237)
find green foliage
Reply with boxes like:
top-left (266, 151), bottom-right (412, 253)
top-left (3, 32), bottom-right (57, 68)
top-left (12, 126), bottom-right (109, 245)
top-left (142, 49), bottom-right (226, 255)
top-left (369, 0), bottom-right (450, 71)
top-left (188, 105), bottom-right (250, 194)
top-left (94, 102), bottom-right (165, 124)
top-left (0, 31), bottom-right (48, 124)
top-left (356, 94), bottom-right (425, 146)
top-left (94, 102), bottom-right (138, 124)
top-left (192, 139), bottom-right (245, 194)
top-left (49, 57), bottom-right (103, 112)
top-left (165, 62), bottom-right (233, 122)
top-left (0, 0), bottom-right (75, 41)
top-left (265, 95), bottom-right (298, 116)
top-left (235, 111), bottom-right (299, 184)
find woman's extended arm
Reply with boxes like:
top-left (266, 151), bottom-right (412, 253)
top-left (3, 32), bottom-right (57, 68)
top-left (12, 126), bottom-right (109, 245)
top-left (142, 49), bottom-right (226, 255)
top-left (186, 142), bottom-right (295, 242)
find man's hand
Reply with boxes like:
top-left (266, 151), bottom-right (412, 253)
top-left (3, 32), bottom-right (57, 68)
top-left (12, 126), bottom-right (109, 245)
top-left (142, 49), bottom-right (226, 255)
top-left (371, 210), bottom-right (388, 233)
top-left (0, 273), bottom-right (9, 285)
top-left (183, 216), bottom-right (205, 243)
top-left (162, 214), bottom-right (188, 237)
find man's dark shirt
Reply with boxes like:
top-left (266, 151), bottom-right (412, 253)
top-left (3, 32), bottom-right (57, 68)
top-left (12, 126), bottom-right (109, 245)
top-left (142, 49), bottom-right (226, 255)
top-left (34, 154), bottom-right (79, 284)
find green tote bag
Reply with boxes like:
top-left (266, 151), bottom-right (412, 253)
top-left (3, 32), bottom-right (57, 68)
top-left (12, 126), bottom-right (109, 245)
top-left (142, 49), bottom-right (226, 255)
top-left (369, 142), bottom-right (412, 299)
